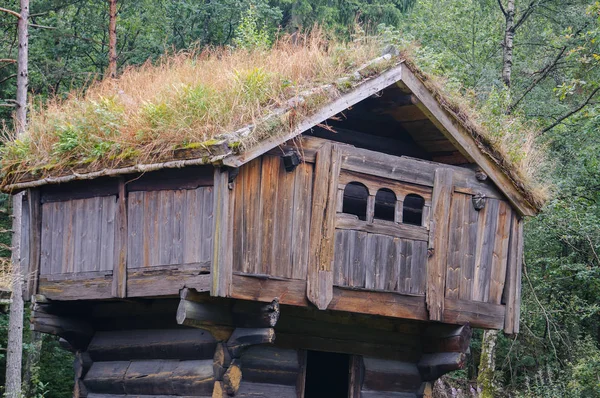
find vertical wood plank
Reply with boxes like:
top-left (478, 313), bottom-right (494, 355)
top-left (459, 195), bottom-right (479, 300)
top-left (200, 187), bottom-right (214, 264)
top-left (489, 201), bottom-right (512, 304)
top-left (100, 196), bottom-right (116, 272)
top-left (412, 240), bottom-right (428, 295)
top-left (402, 240), bottom-right (413, 294)
top-left (333, 230), bottom-right (347, 286)
top-left (232, 166), bottom-right (245, 273)
top-left (63, 200), bottom-right (76, 274)
top-left (241, 159), bottom-right (262, 275)
top-left (473, 199), bottom-right (500, 302)
top-left (352, 231), bottom-right (367, 288)
top-left (158, 190), bottom-right (174, 266)
top-left (445, 194), bottom-right (465, 299)
top-left (307, 143), bottom-right (340, 309)
top-left (291, 162), bottom-right (312, 280)
top-left (272, 157), bottom-right (295, 278)
top-left (259, 156), bottom-right (279, 275)
top-left (39, 203), bottom-right (51, 275)
top-left (503, 214), bottom-right (523, 334)
top-left (396, 239), bottom-right (407, 294)
top-left (182, 189), bottom-right (197, 264)
top-left (394, 200), bottom-right (403, 223)
top-left (171, 190), bottom-right (185, 265)
top-left (26, 189), bottom-right (42, 298)
top-left (211, 167), bottom-right (233, 298)
top-left (364, 234), bottom-right (377, 290)
top-left (366, 195), bottom-right (375, 223)
top-left (112, 178), bottom-right (127, 298)
top-left (20, 196), bottom-right (30, 283)
top-left (127, 191), bottom-right (143, 269)
top-left (426, 168), bottom-right (453, 321)
top-left (52, 201), bottom-right (65, 274)
top-left (88, 196), bottom-right (101, 272)
top-left (383, 236), bottom-right (398, 292)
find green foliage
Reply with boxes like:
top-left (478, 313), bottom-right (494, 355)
top-left (234, 6), bottom-right (272, 49)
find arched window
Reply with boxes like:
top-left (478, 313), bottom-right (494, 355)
top-left (403, 194), bottom-right (425, 226)
top-left (342, 182), bottom-right (369, 221)
top-left (374, 188), bottom-right (396, 222)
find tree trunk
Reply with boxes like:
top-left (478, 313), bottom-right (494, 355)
top-left (5, 1), bottom-right (29, 397)
top-left (501, 0), bottom-right (515, 88)
top-left (478, 329), bottom-right (499, 398)
top-left (6, 193), bottom-right (24, 398)
top-left (108, 0), bottom-right (117, 78)
top-left (15, 0), bottom-right (29, 136)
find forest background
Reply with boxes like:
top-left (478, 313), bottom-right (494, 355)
top-left (1, 0), bottom-right (600, 397)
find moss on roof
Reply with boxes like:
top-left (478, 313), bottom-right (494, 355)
top-left (0, 32), bottom-right (547, 210)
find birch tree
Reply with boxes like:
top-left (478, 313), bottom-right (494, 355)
top-left (1, 0), bottom-right (29, 397)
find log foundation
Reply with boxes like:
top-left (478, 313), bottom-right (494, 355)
top-left (31, 293), bottom-right (471, 398)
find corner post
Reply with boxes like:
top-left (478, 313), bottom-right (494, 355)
top-left (426, 168), bottom-right (453, 321)
top-left (25, 188), bottom-right (41, 299)
top-left (212, 167), bottom-right (234, 297)
top-left (112, 178), bottom-right (127, 298)
top-left (307, 142), bottom-right (341, 310)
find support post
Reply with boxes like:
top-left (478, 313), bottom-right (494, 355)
top-left (426, 168), bottom-right (453, 321)
top-left (212, 168), bottom-right (233, 298)
top-left (307, 143), bottom-right (340, 310)
top-left (112, 178), bottom-right (127, 298)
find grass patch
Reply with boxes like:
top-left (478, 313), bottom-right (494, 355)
top-left (0, 27), bottom-right (548, 208)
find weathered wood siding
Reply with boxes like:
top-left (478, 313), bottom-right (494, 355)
top-left (232, 155), bottom-right (313, 280)
top-left (127, 187), bottom-right (213, 269)
top-left (334, 231), bottom-right (428, 295)
top-left (40, 196), bottom-right (117, 275)
top-left (333, 164), bottom-right (432, 296)
top-left (444, 194), bottom-right (513, 305)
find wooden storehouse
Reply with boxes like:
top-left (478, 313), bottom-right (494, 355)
top-left (7, 60), bottom-right (538, 398)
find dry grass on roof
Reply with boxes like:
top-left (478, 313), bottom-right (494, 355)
top-left (0, 29), bottom-right (385, 184)
top-left (0, 30), bottom-right (548, 209)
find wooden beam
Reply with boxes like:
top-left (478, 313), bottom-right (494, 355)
top-left (222, 359), bottom-right (242, 395)
top-left (443, 298), bottom-right (505, 330)
top-left (362, 357), bottom-right (422, 392)
top-left (307, 142), bottom-right (340, 310)
top-left (422, 324), bottom-right (472, 354)
top-left (26, 188), bottom-right (41, 299)
top-left (211, 167), bottom-right (233, 297)
top-left (112, 178), bottom-right (127, 298)
top-left (87, 329), bottom-right (217, 361)
top-left (222, 65), bottom-right (405, 168)
top-left (240, 346), bottom-right (301, 386)
top-left (426, 168), bottom-right (453, 321)
top-left (226, 328), bottom-right (276, 358)
top-left (399, 64), bottom-right (536, 216)
top-left (417, 352), bottom-right (467, 381)
top-left (213, 342), bottom-right (232, 381)
top-left (30, 311), bottom-right (94, 350)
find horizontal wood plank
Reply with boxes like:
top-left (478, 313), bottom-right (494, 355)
top-left (336, 216), bottom-right (429, 241)
top-left (443, 298), bottom-right (505, 330)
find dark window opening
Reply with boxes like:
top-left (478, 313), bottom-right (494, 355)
top-left (374, 188), bottom-right (396, 222)
top-left (342, 182), bottom-right (369, 221)
top-left (403, 194), bottom-right (425, 226)
top-left (304, 351), bottom-right (350, 398)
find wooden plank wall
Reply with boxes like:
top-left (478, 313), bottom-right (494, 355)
top-left (40, 196), bottom-right (117, 276)
top-left (127, 187), bottom-right (213, 269)
top-left (333, 231), bottom-right (427, 295)
top-left (445, 194), bottom-right (513, 305)
top-left (232, 155), bottom-right (313, 280)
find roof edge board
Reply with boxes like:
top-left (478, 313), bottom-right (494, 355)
top-left (221, 64), bottom-right (405, 168)
top-left (398, 65), bottom-right (536, 217)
